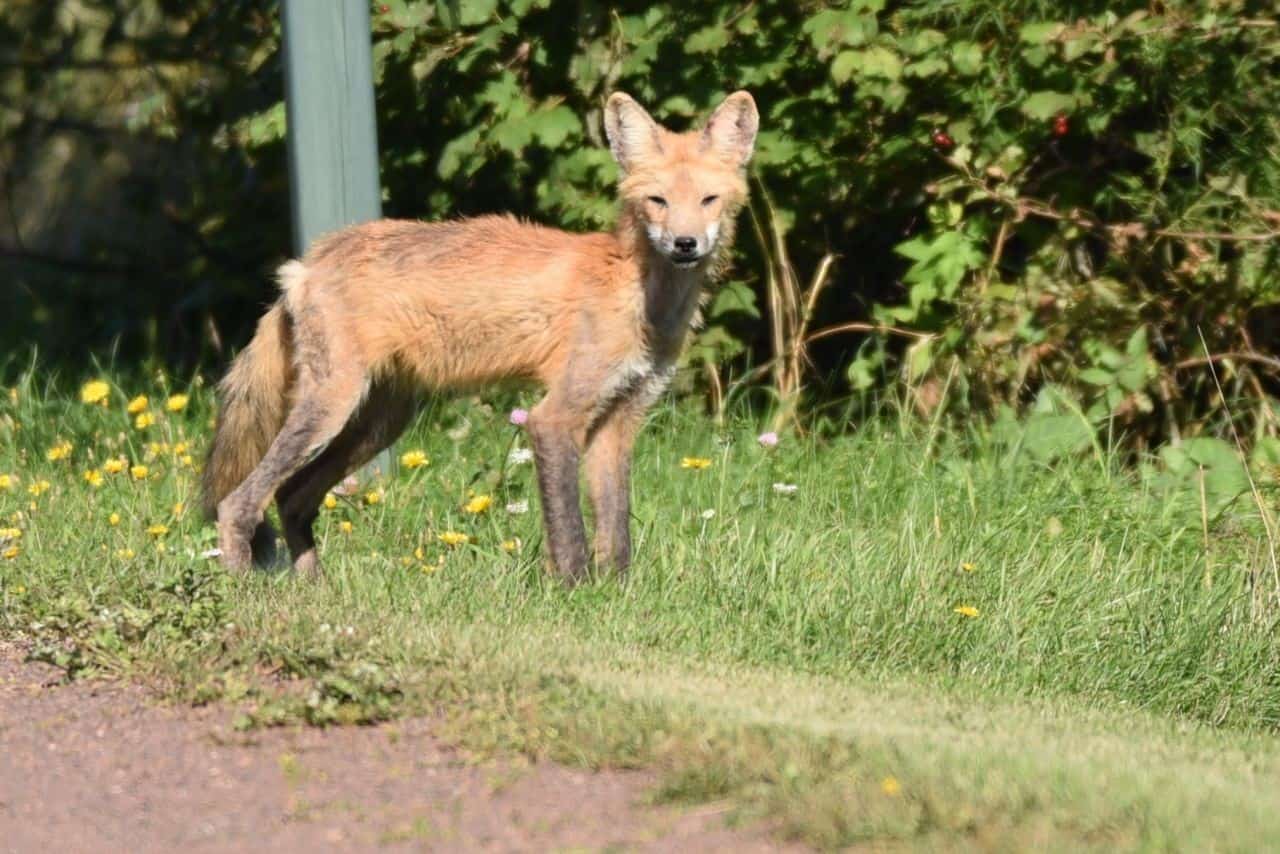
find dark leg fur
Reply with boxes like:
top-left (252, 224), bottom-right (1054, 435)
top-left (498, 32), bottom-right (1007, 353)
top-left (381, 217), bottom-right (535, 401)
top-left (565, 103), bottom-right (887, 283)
top-left (274, 385), bottom-right (415, 576)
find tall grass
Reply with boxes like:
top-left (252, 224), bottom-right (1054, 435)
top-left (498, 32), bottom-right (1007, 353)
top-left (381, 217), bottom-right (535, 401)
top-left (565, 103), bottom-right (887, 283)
top-left (3, 368), bottom-right (1280, 848)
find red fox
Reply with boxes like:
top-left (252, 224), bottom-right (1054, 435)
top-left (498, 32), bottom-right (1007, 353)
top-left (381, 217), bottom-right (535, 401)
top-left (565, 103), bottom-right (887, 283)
top-left (202, 91), bottom-right (759, 581)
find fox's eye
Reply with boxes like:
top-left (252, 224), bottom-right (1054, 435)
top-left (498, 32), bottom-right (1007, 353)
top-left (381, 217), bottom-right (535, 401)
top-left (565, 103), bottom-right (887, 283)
top-left (647, 196), bottom-right (667, 207)
top-left (701, 195), bottom-right (719, 206)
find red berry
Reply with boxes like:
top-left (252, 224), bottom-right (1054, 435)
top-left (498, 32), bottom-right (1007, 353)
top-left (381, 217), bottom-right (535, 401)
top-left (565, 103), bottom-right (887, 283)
top-left (931, 130), bottom-right (954, 149)
top-left (1053, 114), bottom-right (1069, 137)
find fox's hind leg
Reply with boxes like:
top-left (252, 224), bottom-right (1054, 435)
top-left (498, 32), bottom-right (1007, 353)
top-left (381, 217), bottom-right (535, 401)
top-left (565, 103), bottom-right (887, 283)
top-left (216, 314), bottom-right (370, 574)
top-left (274, 383), bottom-right (415, 577)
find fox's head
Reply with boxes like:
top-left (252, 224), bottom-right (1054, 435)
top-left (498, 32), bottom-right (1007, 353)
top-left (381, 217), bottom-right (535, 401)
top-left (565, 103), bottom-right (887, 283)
top-left (604, 90), bottom-right (758, 269)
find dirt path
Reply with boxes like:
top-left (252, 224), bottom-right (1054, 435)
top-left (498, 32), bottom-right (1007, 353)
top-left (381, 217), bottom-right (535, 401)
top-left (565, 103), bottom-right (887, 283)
top-left (0, 644), bottom-right (793, 852)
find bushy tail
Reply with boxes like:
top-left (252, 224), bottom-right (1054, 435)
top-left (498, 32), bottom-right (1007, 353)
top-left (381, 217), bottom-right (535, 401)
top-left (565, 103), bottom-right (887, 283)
top-left (201, 301), bottom-right (294, 519)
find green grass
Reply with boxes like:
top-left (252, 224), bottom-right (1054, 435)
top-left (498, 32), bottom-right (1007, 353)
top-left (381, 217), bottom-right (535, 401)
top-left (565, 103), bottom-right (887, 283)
top-left (3, 368), bottom-right (1280, 849)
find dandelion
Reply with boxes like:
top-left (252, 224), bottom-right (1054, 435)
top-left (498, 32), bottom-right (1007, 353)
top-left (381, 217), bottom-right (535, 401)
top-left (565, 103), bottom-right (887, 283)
top-left (0, 474), bottom-right (14, 491)
top-left (134, 411), bottom-right (156, 430)
top-left (680, 456), bottom-right (712, 470)
top-left (146, 523), bottom-right (169, 537)
top-left (108, 512), bottom-right (121, 526)
top-left (363, 489), bottom-right (383, 506)
top-left (103, 457), bottom-right (127, 475)
top-left (0, 527), bottom-right (20, 542)
top-left (180, 454), bottom-right (195, 468)
top-left (501, 538), bottom-right (519, 553)
top-left (772, 482), bottom-right (798, 495)
top-left (130, 464), bottom-right (149, 481)
top-left (505, 499), bottom-right (529, 515)
top-left (115, 548), bottom-right (136, 560)
top-left (464, 494), bottom-right (492, 514)
top-left (339, 520), bottom-right (354, 534)
top-left (166, 394), bottom-right (189, 413)
top-left (172, 502), bottom-right (185, 516)
top-left (953, 605), bottom-right (980, 618)
top-left (413, 546), bottom-right (426, 561)
top-left (146, 441), bottom-right (169, 458)
top-left (172, 441), bottom-right (189, 456)
top-left (508, 447), bottom-right (534, 465)
top-left (80, 379), bottom-right (110, 406)
top-left (83, 469), bottom-right (104, 488)
top-left (961, 562), bottom-right (976, 573)
top-left (701, 508), bottom-right (716, 520)
top-left (2, 545), bottom-right (18, 560)
top-left (46, 441), bottom-right (73, 462)
top-left (126, 395), bottom-right (149, 414)
top-left (400, 449), bottom-right (429, 469)
top-left (880, 777), bottom-right (902, 796)
top-left (323, 493), bottom-right (338, 510)
top-left (27, 480), bottom-right (50, 497)
top-left (509, 408), bottom-right (529, 426)
top-left (757, 431), bottom-right (779, 448)
top-left (438, 531), bottom-right (469, 547)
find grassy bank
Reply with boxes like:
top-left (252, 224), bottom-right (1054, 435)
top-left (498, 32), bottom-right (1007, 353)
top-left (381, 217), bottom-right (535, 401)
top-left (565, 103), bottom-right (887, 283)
top-left (2, 371), bottom-right (1279, 848)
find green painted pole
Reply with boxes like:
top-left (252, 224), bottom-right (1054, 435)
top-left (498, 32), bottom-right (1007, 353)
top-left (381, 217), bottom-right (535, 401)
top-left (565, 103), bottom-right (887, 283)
top-left (281, 0), bottom-right (391, 483)
top-left (281, 0), bottom-right (382, 251)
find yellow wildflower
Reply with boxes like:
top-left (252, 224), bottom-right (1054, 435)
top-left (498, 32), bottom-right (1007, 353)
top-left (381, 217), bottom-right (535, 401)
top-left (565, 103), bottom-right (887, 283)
top-left (27, 480), bottom-right (50, 496)
top-left (80, 379), bottom-right (110, 405)
top-left (146, 523), bottom-right (169, 537)
top-left (7, 387), bottom-right (15, 404)
top-left (413, 546), bottom-right (426, 561)
top-left (134, 411), bottom-right (156, 429)
top-left (323, 493), bottom-right (338, 510)
top-left (180, 454), bottom-right (194, 468)
top-left (46, 441), bottom-right (73, 462)
top-left (0, 527), bottom-right (21, 542)
top-left (165, 394), bottom-right (189, 412)
top-left (83, 469), bottom-right (103, 488)
top-left (172, 441), bottom-right (188, 456)
top-left (339, 520), bottom-right (354, 534)
top-left (109, 512), bottom-right (121, 526)
top-left (2, 545), bottom-right (18, 560)
top-left (501, 539), bottom-right (519, 553)
top-left (0, 474), bottom-right (14, 491)
top-left (172, 501), bottom-right (184, 516)
top-left (126, 395), bottom-right (149, 414)
top-left (437, 531), bottom-right (469, 547)
top-left (400, 449), bottom-right (429, 469)
top-left (363, 489), bottom-right (383, 506)
top-left (953, 605), bottom-right (980, 618)
top-left (146, 441), bottom-right (169, 458)
top-left (464, 494), bottom-right (492, 514)
top-left (130, 464), bottom-right (149, 481)
top-left (116, 548), bottom-right (135, 560)
top-left (961, 562), bottom-right (976, 573)
top-left (103, 457), bottom-right (127, 474)
top-left (680, 456), bottom-right (713, 470)
top-left (880, 777), bottom-right (902, 796)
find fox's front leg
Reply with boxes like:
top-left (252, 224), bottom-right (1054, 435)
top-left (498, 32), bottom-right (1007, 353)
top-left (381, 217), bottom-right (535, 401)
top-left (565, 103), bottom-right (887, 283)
top-left (584, 404), bottom-right (643, 575)
top-left (527, 404), bottom-right (590, 581)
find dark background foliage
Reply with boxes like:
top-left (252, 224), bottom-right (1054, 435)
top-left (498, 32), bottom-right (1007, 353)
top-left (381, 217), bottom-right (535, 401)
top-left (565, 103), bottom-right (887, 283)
top-left (4, 0), bottom-right (1279, 451)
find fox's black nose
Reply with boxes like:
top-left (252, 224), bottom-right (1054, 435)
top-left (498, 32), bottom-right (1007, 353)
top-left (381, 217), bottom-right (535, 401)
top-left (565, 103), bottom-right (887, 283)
top-left (673, 237), bottom-right (698, 254)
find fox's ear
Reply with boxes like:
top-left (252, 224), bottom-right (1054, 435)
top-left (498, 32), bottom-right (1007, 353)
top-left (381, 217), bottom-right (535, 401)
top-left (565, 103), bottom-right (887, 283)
top-left (701, 90), bottom-right (759, 167)
top-left (604, 93), bottom-right (663, 173)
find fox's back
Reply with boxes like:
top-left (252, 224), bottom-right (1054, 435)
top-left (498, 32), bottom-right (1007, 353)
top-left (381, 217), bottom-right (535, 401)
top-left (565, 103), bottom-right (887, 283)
top-left (286, 217), bottom-right (642, 389)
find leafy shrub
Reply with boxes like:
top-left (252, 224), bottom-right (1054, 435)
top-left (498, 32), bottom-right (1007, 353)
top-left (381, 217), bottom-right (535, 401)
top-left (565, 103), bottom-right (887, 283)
top-left (5, 0), bottom-right (1279, 448)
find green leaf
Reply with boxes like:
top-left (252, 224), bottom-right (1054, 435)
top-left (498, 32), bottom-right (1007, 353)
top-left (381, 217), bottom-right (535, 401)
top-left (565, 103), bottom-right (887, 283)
top-left (950, 41), bottom-right (984, 76)
top-left (831, 47), bottom-right (902, 83)
top-left (1020, 22), bottom-right (1064, 44)
top-left (1021, 91), bottom-right (1077, 120)
top-left (685, 24), bottom-right (729, 54)
top-left (708, 281), bottom-right (760, 320)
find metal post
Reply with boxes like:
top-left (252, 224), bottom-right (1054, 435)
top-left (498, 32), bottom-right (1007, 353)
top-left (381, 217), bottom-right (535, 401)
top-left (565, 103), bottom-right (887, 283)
top-left (281, 0), bottom-right (391, 483)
